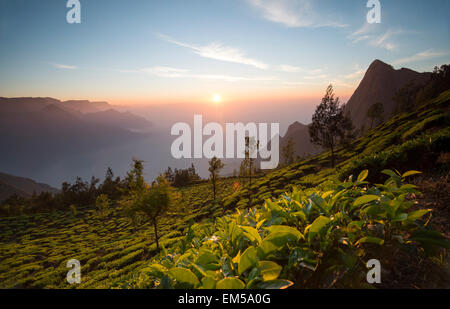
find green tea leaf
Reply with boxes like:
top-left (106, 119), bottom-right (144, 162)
top-left (168, 267), bottom-right (200, 288)
top-left (402, 170), bottom-right (422, 178)
top-left (407, 209), bottom-right (431, 222)
top-left (357, 170), bottom-right (369, 182)
top-left (356, 236), bottom-right (384, 246)
top-left (216, 277), bottom-right (245, 289)
top-left (353, 195), bottom-right (379, 206)
top-left (238, 246), bottom-right (257, 275)
top-left (258, 261), bottom-right (282, 281)
top-left (258, 279), bottom-right (293, 289)
top-left (307, 216), bottom-right (331, 234)
top-left (241, 226), bottom-right (262, 244)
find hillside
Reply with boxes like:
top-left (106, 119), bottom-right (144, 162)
top-left (344, 59), bottom-right (431, 132)
top-left (0, 172), bottom-right (59, 202)
top-left (279, 121), bottom-right (320, 160)
top-left (0, 90), bottom-right (448, 289)
top-left (280, 60), bottom-right (432, 160)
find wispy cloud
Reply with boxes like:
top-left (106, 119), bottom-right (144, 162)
top-left (349, 23), bottom-right (400, 51)
top-left (342, 69), bottom-right (365, 80)
top-left (392, 50), bottom-right (450, 66)
top-left (124, 66), bottom-right (275, 82)
top-left (139, 67), bottom-right (188, 78)
top-left (49, 62), bottom-right (77, 70)
top-left (246, 0), bottom-right (347, 28)
top-left (159, 34), bottom-right (268, 69)
top-left (278, 64), bottom-right (323, 74)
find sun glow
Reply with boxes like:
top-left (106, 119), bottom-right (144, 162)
top-left (212, 94), bottom-right (222, 104)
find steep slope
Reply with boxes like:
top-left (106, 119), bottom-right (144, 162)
top-left (344, 59), bottom-right (431, 132)
top-left (0, 172), bottom-right (59, 201)
top-left (279, 121), bottom-right (320, 162)
top-left (223, 89), bottom-right (450, 211)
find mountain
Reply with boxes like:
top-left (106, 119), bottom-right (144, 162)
top-left (279, 60), bottom-right (432, 161)
top-left (279, 121), bottom-right (320, 162)
top-left (0, 97), bottom-right (113, 114)
top-left (0, 101), bottom-right (151, 186)
top-left (0, 172), bottom-right (59, 201)
top-left (0, 97), bottom-right (61, 113)
top-left (344, 59), bottom-right (431, 132)
top-left (62, 100), bottom-right (112, 113)
top-left (82, 109), bottom-right (153, 131)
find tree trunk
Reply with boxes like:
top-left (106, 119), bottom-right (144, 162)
top-left (249, 162), bottom-right (252, 186)
top-left (153, 218), bottom-right (159, 252)
top-left (330, 144), bottom-right (335, 168)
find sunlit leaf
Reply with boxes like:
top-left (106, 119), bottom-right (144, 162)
top-left (216, 277), bottom-right (245, 289)
top-left (353, 195), bottom-right (379, 206)
top-left (238, 246), bottom-right (257, 275)
top-left (258, 261), bottom-right (282, 281)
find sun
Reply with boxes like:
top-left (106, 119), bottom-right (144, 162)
top-left (212, 94), bottom-right (221, 104)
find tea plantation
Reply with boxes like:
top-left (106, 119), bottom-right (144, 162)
top-left (0, 91), bottom-right (449, 289)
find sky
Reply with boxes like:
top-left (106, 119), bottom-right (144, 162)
top-left (0, 0), bottom-right (449, 106)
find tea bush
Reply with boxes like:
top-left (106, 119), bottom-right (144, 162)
top-left (123, 170), bottom-right (449, 289)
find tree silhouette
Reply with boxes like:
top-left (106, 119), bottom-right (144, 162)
top-left (309, 85), bottom-right (354, 168)
top-left (208, 156), bottom-right (224, 200)
top-left (367, 102), bottom-right (384, 129)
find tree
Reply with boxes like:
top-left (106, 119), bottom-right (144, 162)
top-left (208, 156), bottom-right (224, 200)
top-left (309, 85), bottom-right (354, 168)
top-left (367, 102), bottom-right (384, 129)
top-left (239, 158), bottom-right (250, 186)
top-left (98, 167), bottom-right (123, 200)
top-left (392, 82), bottom-right (420, 115)
top-left (119, 159), bottom-right (175, 251)
top-left (95, 194), bottom-right (110, 218)
top-left (245, 136), bottom-right (259, 186)
top-left (282, 137), bottom-right (295, 166)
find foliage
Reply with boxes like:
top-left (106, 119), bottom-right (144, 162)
top-left (367, 102), bottom-right (384, 129)
top-left (208, 157), bottom-right (225, 200)
top-left (164, 164), bottom-right (201, 187)
top-left (96, 194), bottom-right (110, 219)
top-left (309, 84), bottom-right (354, 168)
top-left (127, 170), bottom-right (449, 289)
top-left (119, 159), bottom-right (177, 251)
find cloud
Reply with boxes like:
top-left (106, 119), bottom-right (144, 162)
top-left (392, 50), bottom-right (450, 66)
top-left (369, 30), bottom-right (398, 50)
top-left (279, 64), bottom-right (323, 74)
top-left (159, 34), bottom-right (268, 69)
top-left (349, 23), bottom-right (400, 51)
top-left (49, 62), bottom-right (77, 70)
top-left (246, 0), bottom-right (347, 28)
top-left (139, 67), bottom-right (188, 78)
top-left (127, 66), bottom-right (275, 82)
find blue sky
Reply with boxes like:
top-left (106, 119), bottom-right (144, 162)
top-left (0, 0), bottom-right (449, 105)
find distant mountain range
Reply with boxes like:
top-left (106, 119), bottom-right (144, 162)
top-left (280, 59), bottom-right (432, 161)
top-left (0, 172), bottom-right (59, 202)
top-left (0, 97), bottom-right (155, 186)
top-left (0, 97), bottom-right (110, 114)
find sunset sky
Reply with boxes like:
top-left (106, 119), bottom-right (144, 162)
top-left (0, 0), bottom-right (449, 106)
